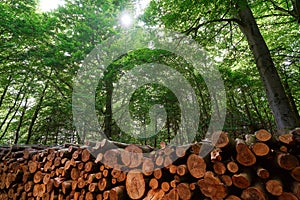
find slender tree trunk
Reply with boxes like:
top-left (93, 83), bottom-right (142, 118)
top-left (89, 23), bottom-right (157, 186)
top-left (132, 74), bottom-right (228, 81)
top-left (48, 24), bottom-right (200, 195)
top-left (26, 83), bottom-right (48, 144)
top-left (43, 118), bottom-right (50, 145)
top-left (282, 73), bottom-right (300, 123)
top-left (230, 93), bottom-right (240, 130)
top-left (0, 96), bottom-right (19, 134)
top-left (104, 78), bottom-right (113, 138)
top-left (247, 89), bottom-right (266, 129)
top-left (0, 78), bottom-right (26, 138)
top-left (15, 97), bottom-right (28, 144)
top-left (262, 102), bottom-right (274, 133)
top-left (143, 116), bottom-right (146, 145)
top-left (191, 72), bottom-right (209, 124)
top-left (237, 0), bottom-right (300, 132)
top-left (3, 92), bottom-right (26, 139)
top-left (167, 113), bottom-right (171, 143)
top-left (0, 75), bottom-right (12, 107)
top-left (228, 94), bottom-right (235, 131)
top-left (241, 89), bottom-right (256, 132)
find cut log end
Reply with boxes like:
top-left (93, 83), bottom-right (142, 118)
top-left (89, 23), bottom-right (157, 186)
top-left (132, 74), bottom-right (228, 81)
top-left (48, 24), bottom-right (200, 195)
top-left (211, 131), bottom-right (230, 148)
top-left (255, 129), bottom-right (272, 142)
top-left (187, 154), bottom-right (206, 178)
top-left (177, 183), bottom-right (192, 200)
top-left (227, 161), bottom-right (239, 173)
top-left (121, 144), bottom-right (143, 168)
top-left (241, 186), bottom-right (266, 200)
top-left (278, 192), bottom-right (299, 200)
top-left (232, 172), bottom-right (251, 189)
top-left (126, 170), bottom-right (145, 199)
top-left (265, 179), bottom-right (283, 196)
top-left (277, 153), bottom-right (299, 170)
top-left (236, 142), bottom-right (256, 166)
top-left (252, 142), bottom-right (270, 156)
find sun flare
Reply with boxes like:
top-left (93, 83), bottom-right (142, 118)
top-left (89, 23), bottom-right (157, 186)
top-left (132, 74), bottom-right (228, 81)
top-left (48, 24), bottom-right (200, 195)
top-left (38, 0), bottom-right (65, 12)
top-left (120, 12), bottom-right (133, 28)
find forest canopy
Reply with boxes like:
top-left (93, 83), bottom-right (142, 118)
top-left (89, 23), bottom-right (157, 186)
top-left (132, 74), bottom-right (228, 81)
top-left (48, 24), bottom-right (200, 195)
top-left (0, 0), bottom-right (299, 146)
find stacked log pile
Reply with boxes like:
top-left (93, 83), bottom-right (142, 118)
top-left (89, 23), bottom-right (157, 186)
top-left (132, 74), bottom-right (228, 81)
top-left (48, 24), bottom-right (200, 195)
top-left (0, 129), bottom-right (300, 200)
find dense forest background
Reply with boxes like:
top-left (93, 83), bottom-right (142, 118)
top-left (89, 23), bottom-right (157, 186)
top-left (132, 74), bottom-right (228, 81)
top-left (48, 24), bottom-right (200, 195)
top-left (0, 0), bottom-right (299, 146)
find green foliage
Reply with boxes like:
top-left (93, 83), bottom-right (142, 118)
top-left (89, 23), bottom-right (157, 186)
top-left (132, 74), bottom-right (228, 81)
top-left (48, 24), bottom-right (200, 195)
top-left (0, 0), bottom-right (299, 145)
top-left (143, 0), bottom-right (299, 134)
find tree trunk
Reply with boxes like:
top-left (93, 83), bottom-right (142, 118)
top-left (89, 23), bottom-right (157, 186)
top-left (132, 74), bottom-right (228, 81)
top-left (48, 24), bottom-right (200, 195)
top-left (3, 92), bottom-right (26, 139)
top-left (291, 0), bottom-right (300, 23)
top-left (0, 77), bottom-right (26, 139)
top-left (0, 75), bottom-right (12, 107)
top-left (282, 73), bottom-right (300, 125)
top-left (247, 89), bottom-right (265, 129)
top-left (15, 97), bottom-right (28, 144)
top-left (237, 0), bottom-right (300, 132)
top-left (241, 88), bottom-right (256, 132)
top-left (104, 78), bottom-right (113, 138)
top-left (26, 83), bottom-right (48, 144)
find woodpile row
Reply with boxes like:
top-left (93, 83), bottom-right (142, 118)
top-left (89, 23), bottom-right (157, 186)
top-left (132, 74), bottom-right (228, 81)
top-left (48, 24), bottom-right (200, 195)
top-left (0, 129), bottom-right (300, 200)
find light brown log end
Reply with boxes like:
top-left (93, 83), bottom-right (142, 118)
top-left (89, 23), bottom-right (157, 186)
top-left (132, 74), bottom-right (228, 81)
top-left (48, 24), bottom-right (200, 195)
top-left (187, 154), bottom-right (206, 178)
top-left (126, 170), bottom-right (145, 199)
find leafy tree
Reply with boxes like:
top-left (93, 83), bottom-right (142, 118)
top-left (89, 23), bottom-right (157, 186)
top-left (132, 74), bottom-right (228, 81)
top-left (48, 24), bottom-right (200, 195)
top-left (1, 0), bottom-right (299, 145)
top-left (143, 0), bottom-right (300, 132)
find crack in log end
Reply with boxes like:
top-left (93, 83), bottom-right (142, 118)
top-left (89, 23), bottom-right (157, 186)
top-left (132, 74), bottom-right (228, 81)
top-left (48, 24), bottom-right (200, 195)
top-left (126, 170), bottom-right (145, 199)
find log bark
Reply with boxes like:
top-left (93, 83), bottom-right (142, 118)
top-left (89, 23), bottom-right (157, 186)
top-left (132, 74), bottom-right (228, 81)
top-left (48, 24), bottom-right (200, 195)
top-left (256, 167), bottom-right (270, 179)
top-left (110, 186), bottom-right (125, 200)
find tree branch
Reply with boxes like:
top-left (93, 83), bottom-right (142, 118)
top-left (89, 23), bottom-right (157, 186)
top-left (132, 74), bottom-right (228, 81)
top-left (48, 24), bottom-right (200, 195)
top-left (255, 13), bottom-right (290, 19)
top-left (184, 18), bottom-right (242, 36)
top-left (269, 0), bottom-right (297, 18)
